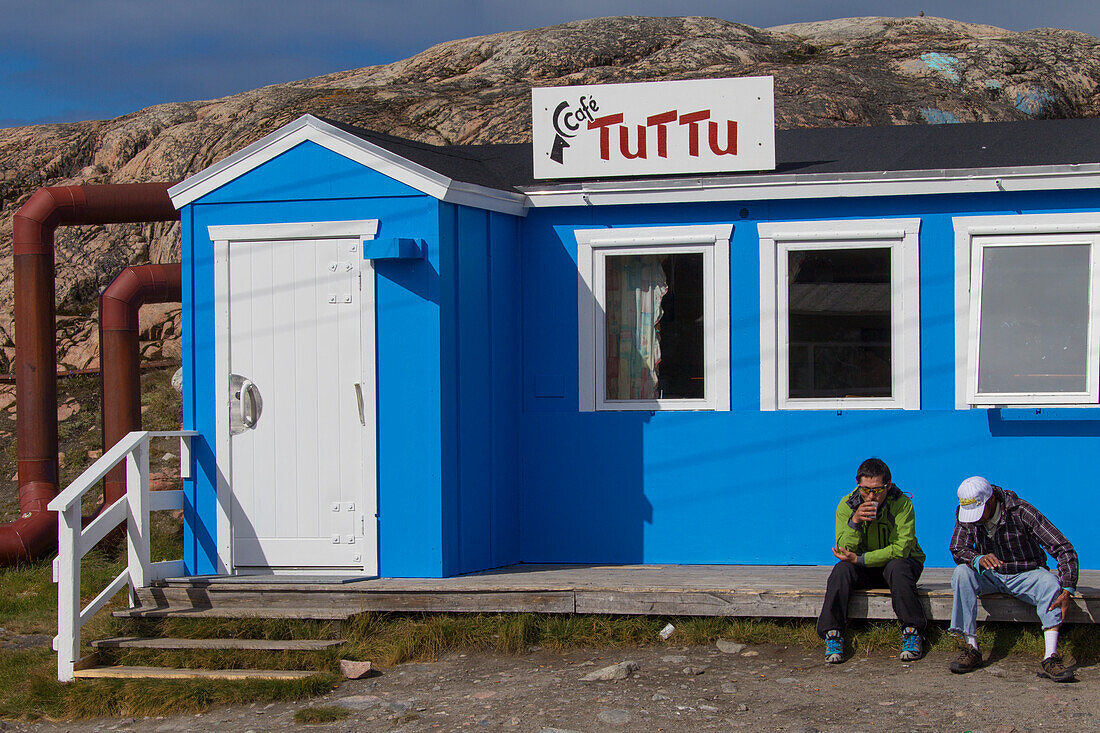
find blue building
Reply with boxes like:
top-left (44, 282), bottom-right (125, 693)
top-left (169, 112), bottom-right (1100, 579)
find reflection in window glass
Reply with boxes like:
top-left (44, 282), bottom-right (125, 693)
top-left (605, 252), bottom-right (704, 400)
top-left (787, 248), bottom-right (891, 399)
top-left (977, 244), bottom-right (1090, 394)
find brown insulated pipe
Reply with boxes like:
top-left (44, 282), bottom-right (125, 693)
top-left (0, 184), bottom-right (178, 565)
top-left (98, 264), bottom-right (181, 512)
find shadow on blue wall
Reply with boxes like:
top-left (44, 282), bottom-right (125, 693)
top-left (521, 217), bottom-right (656, 563)
top-left (522, 411), bottom-right (655, 564)
top-left (987, 408), bottom-right (1100, 437)
top-left (188, 436), bottom-right (219, 574)
top-left (374, 254), bottom-right (440, 306)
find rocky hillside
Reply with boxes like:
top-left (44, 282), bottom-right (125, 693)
top-left (2, 14), bottom-right (1100, 372)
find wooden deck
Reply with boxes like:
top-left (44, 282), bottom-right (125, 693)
top-left (120, 564), bottom-right (1100, 623)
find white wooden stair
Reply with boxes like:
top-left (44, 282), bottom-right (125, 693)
top-left (73, 665), bottom-right (319, 680)
top-left (78, 634), bottom-right (346, 680)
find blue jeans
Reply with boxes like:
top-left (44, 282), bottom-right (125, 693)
top-left (950, 564), bottom-right (1063, 636)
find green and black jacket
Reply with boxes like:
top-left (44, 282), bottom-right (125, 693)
top-left (835, 486), bottom-right (926, 567)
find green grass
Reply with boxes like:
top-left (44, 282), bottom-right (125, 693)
top-left (331, 611), bottom-right (1100, 667)
top-left (294, 705), bottom-right (351, 725)
top-left (14, 670), bottom-right (335, 721)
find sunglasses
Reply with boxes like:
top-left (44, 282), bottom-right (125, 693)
top-left (857, 484), bottom-right (891, 496)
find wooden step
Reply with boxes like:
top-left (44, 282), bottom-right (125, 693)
top-left (123, 583), bottom-right (574, 618)
top-left (113, 605), bottom-right (349, 620)
top-left (72, 666), bottom-right (320, 680)
top-left (91, 636), bottom-right (344, 651)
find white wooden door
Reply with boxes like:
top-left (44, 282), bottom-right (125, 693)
top-left (225, 235), bottom-right (375, 574)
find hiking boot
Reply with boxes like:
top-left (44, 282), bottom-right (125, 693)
top-left (1040, 654), bottom-right (1075, 683)
top-left (824, 630), bottom-right (844, 664)
top-left (899, 626), bottom-right (923, 661)
top-left (949, 644), bottom-right (982, 674)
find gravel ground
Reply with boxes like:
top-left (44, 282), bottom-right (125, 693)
top-left (11, 641), bottom-right (1097, 732)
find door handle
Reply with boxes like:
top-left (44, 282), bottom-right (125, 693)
top-left (241, 380), bottom-right (259, 428)
top-left (354, 383), bottom-right (366, 426)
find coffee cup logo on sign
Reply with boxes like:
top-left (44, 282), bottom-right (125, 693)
top-left (550, 96), bottom-right (600, 164)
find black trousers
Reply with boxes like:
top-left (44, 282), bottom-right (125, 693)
top-left (816, 557), bottom-right (927, 638)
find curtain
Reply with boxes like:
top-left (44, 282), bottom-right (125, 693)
top-left (605, 254), bottom-right (668, 400)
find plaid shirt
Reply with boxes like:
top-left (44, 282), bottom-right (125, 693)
top-left (949, 486), bottom-right (1078, 591)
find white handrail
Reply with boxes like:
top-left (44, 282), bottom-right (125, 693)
top-left (51, 429), bottom-right (199, 682)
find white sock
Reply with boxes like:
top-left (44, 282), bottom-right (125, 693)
top-left (965, 634), bottom-right (979, 650)
top-left (1044, 628), bottom-right (1059, 659)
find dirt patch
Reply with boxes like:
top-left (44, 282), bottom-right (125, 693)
top-left (10, 641), bottom-right (1096, 731)
top-left (0, 629), bottom-right (51, 651)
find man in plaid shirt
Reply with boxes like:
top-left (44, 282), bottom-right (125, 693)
top-left (948, 476), bottom-right (1078, 682)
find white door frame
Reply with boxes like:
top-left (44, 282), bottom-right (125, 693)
top-left (209, 219), bottom-right (379, 575)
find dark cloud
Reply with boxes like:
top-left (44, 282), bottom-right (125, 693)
top-left (1, 0), bottom-right (1098, 128)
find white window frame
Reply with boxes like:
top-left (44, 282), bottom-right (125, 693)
top-left (576, 224), bottom-right (732, 412)
top-left (953, 213), bottom-right (1100, 408)
top-left (758, 218), bottom-right (921, 411)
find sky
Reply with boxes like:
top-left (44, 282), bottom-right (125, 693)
top-left (3, 0), bottom-right (1100, 129)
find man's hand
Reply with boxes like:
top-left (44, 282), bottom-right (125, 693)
top-left (851, 501), bottom-right (878, 525)
top-left (1048, 589), bottom-right (1072, 619)
top-left (978, 553), bottom-right (1004, 570)
top-left (832, 546), bottom-right (857, 564)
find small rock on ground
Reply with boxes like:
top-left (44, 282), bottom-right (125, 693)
top-left (580, 660), bottom-right (639, 682)
top-left (716, 639), bottom-right (745, 654)
top-left (339, 659), bottom-right (373, 679)
top-left (596, 709), bottom-right (633, 725)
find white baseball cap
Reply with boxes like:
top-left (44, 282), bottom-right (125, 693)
top-left (957, 476), bottom-right (993, 522)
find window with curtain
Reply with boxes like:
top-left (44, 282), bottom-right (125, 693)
top-left (575, 224), bottom-right (732, 412)
top-left (604, 252), bottom-right (704, 401)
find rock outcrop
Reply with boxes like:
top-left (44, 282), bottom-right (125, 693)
top-left (1, 14), bottom-right (1099, 368)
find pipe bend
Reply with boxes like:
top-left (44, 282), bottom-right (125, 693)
top-left (0, 511), bottom-right (57, 564)
top-left (12, 187), bottom-right (86, 255)
top-left (101, 264), bottom-right (183, 332)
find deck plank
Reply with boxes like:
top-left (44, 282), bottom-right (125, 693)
top-left (91, 637), bottom-right (344, 650)
top-left (72, 666), bottom-right (318, 680)
top-left (129, 565), bottom-right (1100, 622)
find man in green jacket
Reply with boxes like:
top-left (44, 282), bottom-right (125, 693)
top-left (816, 457), bottom-right (927, 664)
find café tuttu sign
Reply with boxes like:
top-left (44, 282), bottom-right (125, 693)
top-left (531, 76), bottom-right (776, 180)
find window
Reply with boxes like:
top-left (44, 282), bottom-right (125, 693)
top-left (576, 224), bottom-right (731, 411)
top-left (953, 214), bottom-right (1100, 407)
top-left (759, 219), bottom-right (921, 410)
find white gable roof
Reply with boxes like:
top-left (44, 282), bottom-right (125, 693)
top-left (168, 114), bottom-right (527, 216)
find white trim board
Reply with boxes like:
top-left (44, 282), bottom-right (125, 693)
top-left (522, 164), bottom-right (1100, 207)
top-left (758, 218), bottom-right (921, 411)
top-left (170, 114), bottom-right (527, 217)
top-left (208, 220), bottom-right (379, 243)
top-left (576, 223), bottom-right (732, 412)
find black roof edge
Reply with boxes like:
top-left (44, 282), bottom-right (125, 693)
top-left (315, 116), bottom-right (1100, 192)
